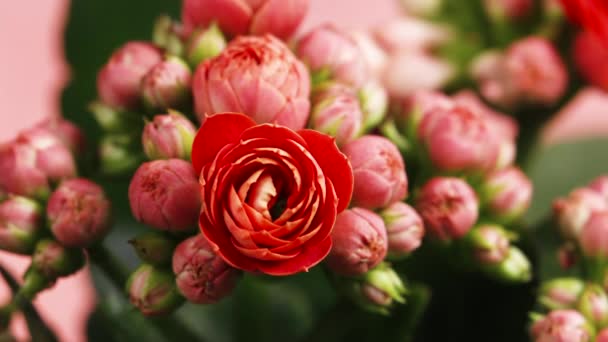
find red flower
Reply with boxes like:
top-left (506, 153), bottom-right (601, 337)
top-left (561, 0), bottom-right (608, 44)
top-left (192, 113), bottom-right (353, 276)
top-left (574, 30), bottom-right (608, 91)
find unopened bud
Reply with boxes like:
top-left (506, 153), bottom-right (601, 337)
top-left (142, 111), bottom-right (196, 160)
top-left (172, 234), bottom-right (241, 304)
top-left (483, 246), bottom-right (531, 283)
top-left (468, 224), bottom-right (511, 265)
top-left (578, 284), bottom-right (608, 328)
top-left (0, 196), bottom-right (43, 254)
top-left (379, 202), bottom-right (424, 259)
top-left (539, 278), bottom-right (585, 310)
top-left (416, 177), bottom-right (479, 241)
top-left (327, 208), bottom-right (388, 276)
top-left (481, 167), bottom-right (532, 224)
top-left (358, 82), bottom-right (388, 131)
top-left (141, 57), bottom-right (192, 111)
top-left (31, 239), bottom-right (85, 279)
top-left (310, 83), bottom-right (363, 146)
top-left (128, 159), bottom-right (201, 232)
top-left (97, 41), bottom-right (163, 110)
top-left (99, 134), bottom-right (144, 175)
top-left (344, 263), bottom-right (407, 315)
top-left (186, 24), bottom-right (227, 67)
top-left (342, 135), bottom-right (408, 209)
top-left (129, 232), bottom-right (177, 266)
top-left (531, 310), bottom-right (594, 342)
top-left (127, 264), bottom-right (184, 316)
top-left (47, 179), bottom-right (111, 247)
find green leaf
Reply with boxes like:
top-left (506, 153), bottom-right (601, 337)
top-left (526, 138), bottom-right (608, 225)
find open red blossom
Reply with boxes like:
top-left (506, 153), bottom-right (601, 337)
top-left (561, 0), bottom-right (608, 45)
top-left (192, 113), bottom-right (353, 276)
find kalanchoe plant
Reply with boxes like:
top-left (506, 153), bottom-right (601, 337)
top-left (6, 0), bottom-right (608, 340)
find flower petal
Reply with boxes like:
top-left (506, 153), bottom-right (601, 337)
top-left (257, 236), bottom-right (332, 276)
top-left (192, 113), bottom-right (256, 174)
top-left (298, 129), bottom-right (353, 212)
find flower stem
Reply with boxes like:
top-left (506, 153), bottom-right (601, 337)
top-left (87, 244), bottom-right (202, 341)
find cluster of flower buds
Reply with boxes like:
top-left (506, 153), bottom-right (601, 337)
top-left (0, 117), bottom-right (113, 312)
top-left (86, 0), bottom-right (549, 320)
top-left (91, 10), bottom-right (229, 175)
top-left (471, 36), bottom-right (568, 109)
top-left (552, 176), bottom-right (608, 279)
top-left (530, 176), bottom-right (608, 341)
top-left (120, 0), bottom-right (328, 315)
top-left (379, 89), bottom-right (532, 283)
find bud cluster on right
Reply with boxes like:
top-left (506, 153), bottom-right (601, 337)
top-left (530, 176), bottom-right (608, 342)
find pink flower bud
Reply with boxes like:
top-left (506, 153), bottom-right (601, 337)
top-left (128, 159), bottom-right (201, 232)
top-left (0, 128), bottom-right (77, 199)
top-left (47, 179), bottom-right (111, 247)
top-left (589, 176), bottom-right (608, 202)
top-left (326, 208), bottom-right (388, 276)
top-left (182, 0), bottom-right (309, 40)
top-left (382, 51), bottom-right (454, 100)
top-left (580, 211), bottom-right (608, 259)
top-left (172, 234), bottom-right (240, 304)
top-left (358, 82), bottom-right (388, 131)
top-left (474, 37), bottom-right (568, 108)
top-left (553, 189), bottom-right (607, 241)
top-left (17, 128), bottom-right (77, 183)
top-left (142, 111), bottom-right (196, 160)
top-left (531, 310), bottom-right (593, 342)
top-left (127, 264), bottom-right (183, 316)
top-left (342, 135), bottom-right (408, 209)
top-left (573, 31), bottom-right (608, 92)
top-left (373, 18), bottom-right (450, 53)
top-left (141, 57), bottom-right (192, 110)
top-left (416, 177), bottom-right (479, 241)
top-left (482, 167), bottom-right (533, 223)
top-left (0, 196), bottom-right (42, 254)
top-left (379, 202), bottom-right (424, 258)
top-left (418, 104), bottom-right (499, 173)
top-left (186, 24), bottom-right (227, 67)
top-left (344, 263), bottom-right (406, 315)
top-left (36, 118), bottom-right (86, 156)
top-left (452, 91), bottom-right (518, 170)
top-left (539, 278), bottom-right (585, 310)
top-left (193, 35), bottom-right (311, 130)
top-left (97, 42), bottom-right (163, 110)
top-left (297, 25), bottom-right (369, 88)
top-left (0, 143), bottom-right (49, 199)
top-left (469, 225), bottom-right (511, 265)
top-left (31, 239), bottom-right (85, 279)
top-left (310, 83), bottom-right (363, 146)
top-left (483, 0), bottom-right (534, 20)
top-left (578, 284), bottom-right (608, 328)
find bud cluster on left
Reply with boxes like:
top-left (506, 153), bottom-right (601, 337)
top-left (0, 119), bottom-right (111, 323)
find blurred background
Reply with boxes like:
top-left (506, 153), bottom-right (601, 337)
top-left (1, 0), bottom-right (608, 341)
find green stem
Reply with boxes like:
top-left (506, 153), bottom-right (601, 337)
top-left (87, 244), bottom-right (202, 342)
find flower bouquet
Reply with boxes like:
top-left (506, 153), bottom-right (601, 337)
top-left (1, 0), bottom-right (608, 341)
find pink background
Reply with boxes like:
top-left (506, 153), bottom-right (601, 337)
top-left (0, 0), bottom-right (607, 341)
